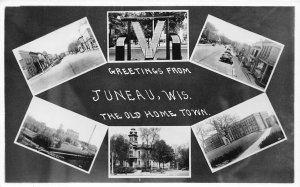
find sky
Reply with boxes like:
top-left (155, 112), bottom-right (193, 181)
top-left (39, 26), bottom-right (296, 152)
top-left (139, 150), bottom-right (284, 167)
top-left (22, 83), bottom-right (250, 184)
top-left (14, 17), bottom-right (91, 55)
top-left (206, 15), bottom-right (265, 45)
top-left (194, 94), bottom-right (277, 130)
top-left (23, 97), bottom-right (107, 148)
top-left (110, 126), bottom-right (190, 147)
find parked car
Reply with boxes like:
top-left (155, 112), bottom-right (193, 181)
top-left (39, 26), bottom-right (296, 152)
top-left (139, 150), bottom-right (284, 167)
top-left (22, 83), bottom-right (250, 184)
top-left (220, 53), bottom-right (233, 64)
top-left (212, 43), bottom-right (216, 46)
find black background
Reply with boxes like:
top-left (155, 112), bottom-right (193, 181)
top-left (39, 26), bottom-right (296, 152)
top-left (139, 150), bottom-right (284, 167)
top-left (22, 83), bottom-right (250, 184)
top-left (5, 6), bottom-right (294, 182)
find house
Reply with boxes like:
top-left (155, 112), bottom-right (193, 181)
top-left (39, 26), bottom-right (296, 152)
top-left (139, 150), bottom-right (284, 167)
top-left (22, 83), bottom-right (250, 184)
top-left (18, 50), bottom-right (38, 79)
top-left (252, 40), bottom-right (282, 86)
top-left (248, 41), bottom-right (263, 71)
top-left (122, 128), bottom-right (171, 169)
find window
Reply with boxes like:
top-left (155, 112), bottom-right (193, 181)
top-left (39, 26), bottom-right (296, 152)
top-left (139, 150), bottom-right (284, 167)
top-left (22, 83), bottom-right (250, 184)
top-left (138, 151), bottom-right (141, 158)
top-left (254, 50), bottom-right (259, 57)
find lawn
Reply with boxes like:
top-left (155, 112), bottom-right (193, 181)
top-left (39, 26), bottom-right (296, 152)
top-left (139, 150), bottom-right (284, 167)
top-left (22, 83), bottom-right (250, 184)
top-left (206, 130), bottom-right (265, 162)
top-left (259, 125), bottom-right (285, 148)
top-left (50, 142), bottom-right (89, 155)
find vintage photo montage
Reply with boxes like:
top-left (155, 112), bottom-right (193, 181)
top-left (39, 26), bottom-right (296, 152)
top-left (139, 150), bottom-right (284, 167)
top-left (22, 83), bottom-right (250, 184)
top-left (14, 97), bottom-right (107, 173)
top-left (108, 10), bottom-right (188, 62)
top-left (192, 94), bottom-right (286, 172)
top-left (13, 17), bottom-right (106, 95)
top-left (191, 15), bottom-right (284, 91)
top-left (109, 126), bottom-right (190, 177)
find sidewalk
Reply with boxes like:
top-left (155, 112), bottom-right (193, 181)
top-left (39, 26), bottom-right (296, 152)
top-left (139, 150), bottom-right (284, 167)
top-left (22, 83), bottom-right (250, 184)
top-left (239, 128), bottom-right (272, 158)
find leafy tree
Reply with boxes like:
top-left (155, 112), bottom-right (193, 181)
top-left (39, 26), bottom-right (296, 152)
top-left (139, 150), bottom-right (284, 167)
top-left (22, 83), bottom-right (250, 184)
top-left (33, 133), bottom-right (53, 149)
top-left (108, 11), bottom-right (187, 47)
top-left (201, 22), bottom-right (218, 41)
top-left (110, 134), bottom-right (130, 169)
top-left (55, 140), bottom-right (62, 148)
top-left (139, 128), bottom-right (160, 168)
top-left (151, 139), bottom-right (174, 168)
top-left (153, 11), bottom-right (187, 34)
top-left (219, 35), bottom-right (232, 45)
top-left (177, 146), bottom-right (189, 169)
top-left (65, 137), bottom-right (72, 143)
top-left (68, 41), bottom-right (78, 54)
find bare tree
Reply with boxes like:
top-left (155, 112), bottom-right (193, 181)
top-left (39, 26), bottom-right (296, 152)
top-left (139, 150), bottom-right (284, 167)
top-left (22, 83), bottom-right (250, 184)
top-left (195, 125), bottom-right (207, 148)
top-left (139, 128), bottom-right (160, 168)
top-left (208, 114), bottom-right (238, 142)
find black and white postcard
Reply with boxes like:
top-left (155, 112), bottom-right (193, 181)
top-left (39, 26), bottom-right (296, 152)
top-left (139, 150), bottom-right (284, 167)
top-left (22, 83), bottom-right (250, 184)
top-left (14, 97), bottom-right (108, 173)
top-left (108, 10), bottom-right (188, 62)
top-left (108, 126), bottom-right (191, 178)
top-left (12, 17), bottom-right (106, 95)
top-left (192, 93), bottom-right (287, 173)
top-left (190, 15), bottom-right (284, 91)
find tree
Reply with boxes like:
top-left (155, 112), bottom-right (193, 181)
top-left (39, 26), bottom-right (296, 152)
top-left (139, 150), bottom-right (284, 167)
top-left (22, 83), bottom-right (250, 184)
top-left (139, 128), bottom-right (160, 168)
top-left (68, 41), bottom-right (78, 54)
top-left (108, 11), bottom-right (187, 47)
top-left (110, 134), bottom-right (130, 170)
top-left (65, 137), bottom-right (71, 143)
top-left (208, 114), bottom-right (238, 142)
top-left (195, 125), bottom-right (208, 148)
top-left (177, 146), bottom-right (189, 169)
top-left (33, 133), bottom-right (53, 149)
top-left (151, 139), bottom-right (174, 168)
top-left (202, 22), bottom-right (218, 41)
top-left (219, 35), bottom-right (232, 45)
top-left (153, 11), bottom-right (187, 34)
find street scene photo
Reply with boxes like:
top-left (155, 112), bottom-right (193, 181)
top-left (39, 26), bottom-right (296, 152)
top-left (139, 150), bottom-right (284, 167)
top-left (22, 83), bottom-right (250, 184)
top-left (14, 97), bottom-right (107, 173)
top-left (192, 93), bottom-right (286, 173)
top-left (13, 17), bottom-right (106, 95)
top-left (108, 10), bottom-right (188, 62)
top-left (191, 15), bottom-right (284, 90)
top-left (109, 126), bottom-right (190, 178)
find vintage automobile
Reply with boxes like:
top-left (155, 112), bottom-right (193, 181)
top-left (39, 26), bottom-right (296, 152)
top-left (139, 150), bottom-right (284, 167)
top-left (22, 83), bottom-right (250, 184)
top-left (220, 51), bottom-right (233, 64)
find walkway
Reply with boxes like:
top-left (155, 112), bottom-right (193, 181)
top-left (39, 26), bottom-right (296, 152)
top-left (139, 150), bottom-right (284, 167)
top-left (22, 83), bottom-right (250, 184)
top-left (239, 128), bottom-right (272, 158)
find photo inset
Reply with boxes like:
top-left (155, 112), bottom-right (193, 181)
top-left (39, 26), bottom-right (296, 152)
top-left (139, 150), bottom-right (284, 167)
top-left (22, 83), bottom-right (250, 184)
top-left (13, 17), bottom-right (106, 95)
top-left (108, 10), bottom-right (188, 62)
top-left (109, 126), bottom-right (191, 178)
top-left (14, 97), bottom-right (108, 173)
top-left (192, 93), bottom-right (287, 173)
top-left (191, 15), bottom-right (284, 91)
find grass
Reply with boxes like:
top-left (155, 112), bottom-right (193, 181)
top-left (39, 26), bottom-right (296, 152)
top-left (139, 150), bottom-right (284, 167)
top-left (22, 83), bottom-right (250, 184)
top-left (259, 126), bottom-right (285, 149)
top-left (50, 142), bottom-right (89, 155)
top-left (211, 146), bottom-right (244, 168)
top-left (206, 130), bottom-right (265, 162)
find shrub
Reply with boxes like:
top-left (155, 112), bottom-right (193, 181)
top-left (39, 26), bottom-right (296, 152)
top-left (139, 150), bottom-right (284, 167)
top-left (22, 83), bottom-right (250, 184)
top-left (55, 140), bottom-right (62, 148)
top-left (33, 134), bottom-right (53, 149)
top-left (114, 166), bottom-right (135, 174)
top-left (259, 131), bottom-right (285, 149)
top-left (210, 146), bottom-right (244, 168)
top-left (141, 166), bottom-right (151, 172)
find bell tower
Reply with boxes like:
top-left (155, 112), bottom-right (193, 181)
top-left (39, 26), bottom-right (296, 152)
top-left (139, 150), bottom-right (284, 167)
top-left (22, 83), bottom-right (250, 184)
top-left (128, 128), bottom-right (138, 145)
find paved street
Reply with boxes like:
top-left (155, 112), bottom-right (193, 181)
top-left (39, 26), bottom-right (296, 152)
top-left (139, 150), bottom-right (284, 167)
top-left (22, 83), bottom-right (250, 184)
top-left (112, 169), bottom-right (189, 176)
top-left (28, 50), bottom-right (105, 94)
top-left (109, 44), bottom-right (188, 61)
top-left (192, 44), bottom-right (259, 87)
